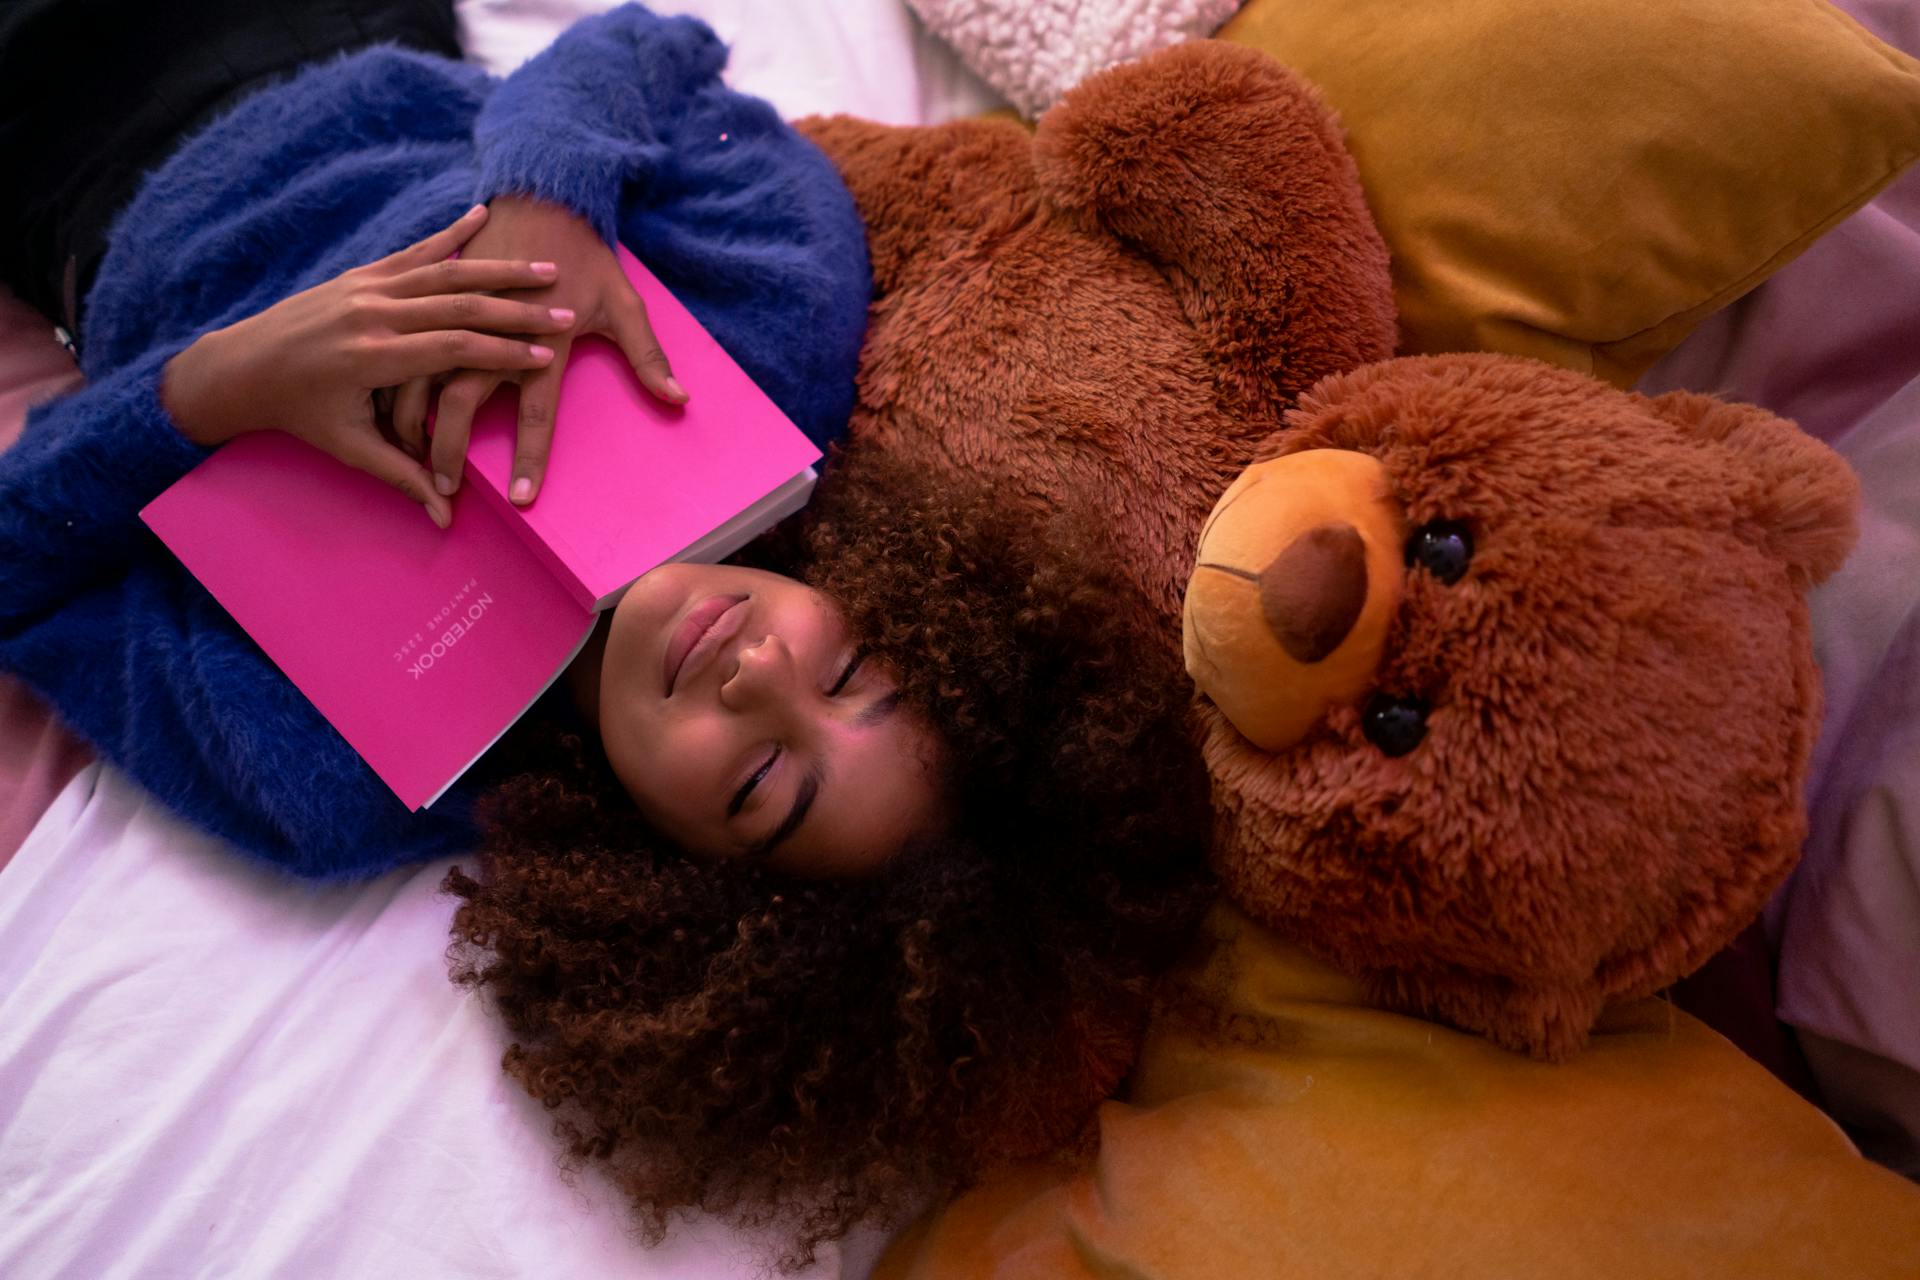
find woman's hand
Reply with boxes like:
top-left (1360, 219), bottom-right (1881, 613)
top-left (161, 205), bottom-right (571, 527)
top-left (395, 195), bottom-right (687, 507)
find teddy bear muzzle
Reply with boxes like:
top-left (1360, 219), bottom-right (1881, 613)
top-left (1183, 449), bottom-right (1407, 751)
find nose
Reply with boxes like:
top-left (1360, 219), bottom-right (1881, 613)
top-left (1183, 448), bottom-right (1407, 751)
top-left (1259, 522), bottom-right (1369, 663)
top-left (720, 633), bottom-right (796, 710)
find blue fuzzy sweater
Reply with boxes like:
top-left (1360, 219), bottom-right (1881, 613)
top-left (0, 5), bottom-right (870, 879)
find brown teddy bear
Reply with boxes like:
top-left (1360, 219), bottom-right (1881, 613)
top-left (1188, 353), bottom-right (1860, 1060)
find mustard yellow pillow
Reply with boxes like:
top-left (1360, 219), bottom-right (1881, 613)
top-left (875, 906), bottom-right (1920, 1279)
top-left (1218, 0), bottom-right (1920, 385)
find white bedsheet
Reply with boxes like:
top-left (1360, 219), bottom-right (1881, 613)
top-left (458, 0), bottom-right (1002, 123)
top-left (0, 764), bottom-right (889, 1278)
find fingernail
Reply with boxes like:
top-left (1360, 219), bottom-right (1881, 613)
top-left (665, 376), bottom-right (688, 401)
top-left (428, 504), bottom-right (450, 529)
top-left (549, 308), bottom-right (575, 324)
top-left (511, 477), bottom-right (534, 505)
top-left (532, 262), bottom-right (558, 276)
top-left (465, 203), bottom-right (487, 220)
top-left (529, 344), bottom-right (554, 362)
top-left (434, 472), bottom-right (457, 496)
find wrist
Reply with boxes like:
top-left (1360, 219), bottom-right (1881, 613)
top-left (483, 191), bottom-right (611, 248)
top-left (162, 330), bottom-right (248, 447)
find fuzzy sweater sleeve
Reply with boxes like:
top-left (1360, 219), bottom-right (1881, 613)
top-left (0, 352), bottom-right (473, 878)
top-left (472, 2), bottom-right (870, 450)
top-left (471, 3), bottom-right (728, 244)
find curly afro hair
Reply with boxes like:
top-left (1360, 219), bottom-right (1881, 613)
top-left (445, 437), bottom-right (1216, 1265)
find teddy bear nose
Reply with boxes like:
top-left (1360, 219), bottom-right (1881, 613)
top-left (1259, 523), bottom-right (1369, 663)
top-left (1184, 447), bottom-right (1408, 753)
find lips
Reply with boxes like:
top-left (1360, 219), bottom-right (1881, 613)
top-left (663, 594), bottom-right (749, 696)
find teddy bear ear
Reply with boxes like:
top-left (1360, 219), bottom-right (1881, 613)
top-left (1640, 390), bottom-right (1860, 587)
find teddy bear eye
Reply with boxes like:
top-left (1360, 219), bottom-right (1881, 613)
top-left (1406, 521), bottom-right (1473, 585)
top-left (1362, 694), bottom-right (1428, 757)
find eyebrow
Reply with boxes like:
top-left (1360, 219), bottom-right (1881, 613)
top-left (854, 689), bottom-right (903, 730)
top-left (752, 691), bottom-right (904, 858)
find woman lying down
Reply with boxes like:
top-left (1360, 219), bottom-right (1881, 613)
top-left (0, 0), bottom-right (1214, 1261)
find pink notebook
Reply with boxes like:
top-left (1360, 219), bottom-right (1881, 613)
top-left (143, 247), bottom-right (822, 810)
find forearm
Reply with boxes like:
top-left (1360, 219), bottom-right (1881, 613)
top-left (471, 4), bottom-right (728, 243)
top-left (473, 3), bottom-right (872, 452)
top-left (0, 341), bottom-right (476, 878)
top-left (0, 345), bottom-right (208, 625)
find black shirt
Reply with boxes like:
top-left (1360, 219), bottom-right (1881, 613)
top-left (0, 0), bottom-right (460, 336)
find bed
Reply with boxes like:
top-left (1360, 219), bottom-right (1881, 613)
top-left (3, 1), bottom-right (1917, 1274)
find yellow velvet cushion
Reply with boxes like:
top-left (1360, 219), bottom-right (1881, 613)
top-left (1216, 0), bottom-right (1920, 385)
top-left (877, 904), bottom-right (1920, 1279)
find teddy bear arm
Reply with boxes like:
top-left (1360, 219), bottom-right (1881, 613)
top-left (1030, 41), bottom-right (1397, 420)
top-left (795, 114), bottom-right (1036, 299)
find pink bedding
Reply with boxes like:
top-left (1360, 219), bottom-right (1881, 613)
top-left (1632, 0), bottom-right (1920, 1174)
top-left (1782, 373), bottom-right (1920, 1176)
top-left (0, 287), bottom-right (86, 873)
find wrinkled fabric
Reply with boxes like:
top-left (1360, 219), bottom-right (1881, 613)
top-left (0, 763), bottom-right (886, 1278)
top-left (1782, 373), bottom-right (1920, 1177)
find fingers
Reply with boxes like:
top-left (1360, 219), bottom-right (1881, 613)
top-left (388, 257), bottom-right (559, 298)
top-left (429, 369), bottom-right (507, 497)
top-left (391, 377), bottom-right (432, 460)
top-left (386, 294), bottom-right (574, 338)
top-left (337, 432), bottom-right (452, 529)
top-left (509, 350), bottom-right (568, 506)
top-left (610, 294), bottom-right (688, 404)
top-left (369, 332), bottom-right (554, 386)
top-left (376, 204), bottom-right (490, 274)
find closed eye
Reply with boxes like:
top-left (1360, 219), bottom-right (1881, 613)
top-left (728, 748), bottom-right (779, 818)
top-left (828, 650), bottom-right (866, 696)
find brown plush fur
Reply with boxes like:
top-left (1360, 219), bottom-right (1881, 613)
top-left (805, 40), bottom-right (1847, 1067)
top-left (798, 40), bottom-right (1396, 639)
top-left (1199, 355), bottom-right (1859, 1059)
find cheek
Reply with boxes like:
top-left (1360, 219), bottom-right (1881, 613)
top-left (602, 703), bottom-right (727, 823)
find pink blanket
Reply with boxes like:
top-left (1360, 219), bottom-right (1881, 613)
top-left (0, 288), bottom-right (88, 871)
top-left (1633, 0), bottom-right (1920, 1171)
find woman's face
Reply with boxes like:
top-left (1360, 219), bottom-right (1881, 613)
top-left (598, 564), bottom-right (947, 876)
